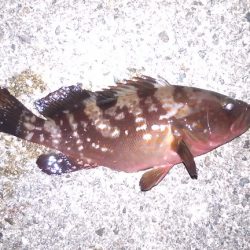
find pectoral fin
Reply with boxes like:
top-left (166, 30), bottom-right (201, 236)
top-left (139, 165), bottom-right (173, 191)
top-left (176, 140), bottom-right (197, 179)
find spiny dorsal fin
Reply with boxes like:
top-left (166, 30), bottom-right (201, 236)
top-left (35, 75), bottom-right (170, 117)
top-left (119, 75), bottom-right (170, 89)
top-left (35, 84), bottom-right (94, 118)
top-left (94, 75), bottom-right (168, 108)
top-left (96, 75), bottom-right (170, 104)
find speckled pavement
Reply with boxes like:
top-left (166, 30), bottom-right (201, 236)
top-left (0, 1), bottom-right (249, 249)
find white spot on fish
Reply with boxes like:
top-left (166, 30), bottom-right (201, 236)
top-left (151, 124), bottom-right (168, 131)
top-left (134, 108), bottom-right (143, 116)
top-left (135, 117), bottom-right (145, 123)
top-left (85, 105), bottom-right (121, 139)
top-left (39, 134), bottom-right (44, 142)
top-left (111, 128), bottom-right (120, 138)
top-left (95, 120), bottom-right (120, 139)
top-left (53, 139), bottom-right (60, 145)
top-left (78, 145), bottom-right (84, 151)
top-left (101, 147), bottom-right (108, 152)
top-left (136, 124), bottom-right (147, 131)
top-left (77, 160), bottom-right (84, 165)
top-left (115, 92), bottom-right (142, 115)
top-left (97, 123), bottom-right (108, 130)
top-left (73, 131), bottom-right (79, 138)
top-left (76, 139), bottom-right (83, 144)
top-left (48, 155), bottom-right (57, 166)
top-left (154, 88), bottom-right (190, 119)
top-left (24, 122), bottom-right (35, 130)
top-left (159, 112), bottom-right (175, 120)
top-left (46, 156), bottom-right (61, 173)
top-left (91, 142), bottom-right (100, 149)
top-left (25, 132), bottom-right (34, 140)
top-left (173, 129), bottom-right (181, 136)
top-left (148, 104), bottom-right (158, 112)
top-left (72, 123), bottom-right (78, 130)
top-left (80, 121), bottom-right (88, 128)
top-left (44, 120), bottom-right (62, 140)
top-left (115, 112), bottom-right (125, 120)
top-left (86, 137), bottom-right (91, 142)
top-left (66, 113), bottom-right (78, 131)
top-left (151, 124), bottom-right (160, 131)
top-left (125, 130), bottom-right (129, 135)
top-left (143, 133), bottom-right (152, 141)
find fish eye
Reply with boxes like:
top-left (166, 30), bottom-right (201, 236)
top-left (224, 102), bottom-right (234, 111)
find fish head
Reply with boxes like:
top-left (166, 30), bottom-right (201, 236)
top-left (204, 95), bottom-right (250, 144)
top-left (182, 88), bottom-right (249, 150)
top-left (222, 98), bottom-right (250, 137)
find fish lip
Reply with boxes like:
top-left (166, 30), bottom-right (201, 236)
top-left (230, 103), bottom-right (250, 134)
top-left (244, 104), bottom-right (250, 129)
top-left (247, 105), bottom-right (250, 130)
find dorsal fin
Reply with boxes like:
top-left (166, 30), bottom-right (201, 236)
top-left (35, 84), bottom-right (94, 118)
top-left (35, 76), bottom-right (170, 117)
top-left (96, 75), bottom-right (170, 102)
top-left (120, 75), bottom-right (170, 88)
top-left (94, 75), bottom-right (162, 108)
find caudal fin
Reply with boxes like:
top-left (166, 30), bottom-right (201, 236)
top-left (0, 88), bottom-right (34, 137)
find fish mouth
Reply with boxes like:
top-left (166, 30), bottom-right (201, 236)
top-left (231, 103), bottom-right (250, 135)
top-left (246, 104), bottom-right (250, 130)
top-left (243, 104), bottom-right (250, 129)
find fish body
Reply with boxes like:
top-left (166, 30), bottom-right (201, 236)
top-left (0, 76), bottom-right (249, 191)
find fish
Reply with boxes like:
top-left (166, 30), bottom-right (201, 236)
top-left (0, 76), bottom-right (249, 191)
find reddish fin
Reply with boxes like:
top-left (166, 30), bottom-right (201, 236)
top-left (177, 140), bottom-right (197, 179)
top-left (139, 165), bottom-right (173, 191)
top-left (36, 153), bottom-right (94, 175)
top-left (35, 84), bottom-right (93, 118)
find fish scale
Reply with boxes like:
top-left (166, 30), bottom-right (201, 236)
top-left (0, 75), bottom-right (249, 191)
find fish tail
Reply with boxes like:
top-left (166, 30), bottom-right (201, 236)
top-left (0, 88), bottom-right (36, 138)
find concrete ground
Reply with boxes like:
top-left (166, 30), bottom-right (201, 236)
top-left (0, 0), bottom-right (249, 249)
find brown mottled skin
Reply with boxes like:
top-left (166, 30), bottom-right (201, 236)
top-left (0, 76), bottom-right (249, 191)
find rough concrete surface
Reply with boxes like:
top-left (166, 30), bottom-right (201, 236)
top-left (0, 0), bottom-right (249, 249)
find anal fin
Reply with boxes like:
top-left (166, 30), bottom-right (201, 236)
top-left (139, 165), bottom-right (173, 191)
top-left (36, 153), bottom-right (94, 175)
